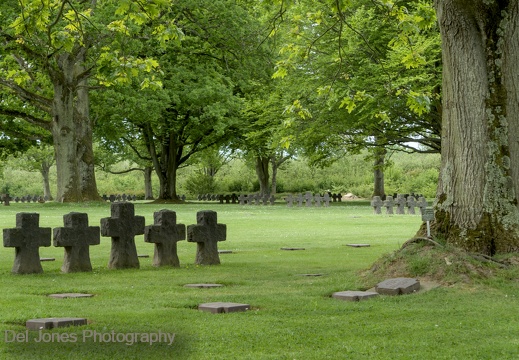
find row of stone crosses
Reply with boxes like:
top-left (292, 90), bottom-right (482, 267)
top-left (284, 192), bottom-right (341, 207)
top-left (1, 194), bottom-right (47, 205)
top-left (2, 202), bottom-right (226, 275)
top-left (101, 194), bottom-right (187, 202)
top-left (197, 192), bottom-right (343, 207)
top-left (371, 195), bottom-right (428, 215)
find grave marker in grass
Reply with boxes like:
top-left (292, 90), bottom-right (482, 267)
top-left (384, 196), bottom-right (394, 215)
top-left (144, 209), bottom-right (186, 267)
top-left (101, 202), bottom-right (145, 269)
top-left (187, 210), bottom-right (226, 265)
top-left (26, 318), bottom-right (87, 330)
top-left (53, 212), bottom-right (100, 273)
top-left (48, 293), bottom-right (94, 299)
top-left (375, 278), bottom-right (420, 295)
top-left (198, 302), bottom-right (250, 313)
top-left (332, 291), bottom-right (379, 301)
top-left (406, 196), bottom-right (417, 214)
top-left (3, 213), bottom-right (51, 274)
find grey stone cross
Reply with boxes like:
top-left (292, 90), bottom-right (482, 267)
top-left (406, 196), bottom-right (417, 215)
top-left (187, 210), bottom-right (226, 265)
top-left (371, 196), bottom-right (383, 214)
top-left (395, 195), bottom-right (407, 214)
top-left (384, 196), bottom-right (395, 215)
top-left (53, 212), bottom-right (100, 273)
top-left (101, 202), bottom-right (145, 269)
top-left (3, 213), bottom-right (51, 274)
top-left (304, 192), bottom-right (313, 207)
top-left (144, 210), bottom-right (186, 267)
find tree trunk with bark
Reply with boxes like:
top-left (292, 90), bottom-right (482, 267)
top-left (146, 127), bottom-right (180, 201)
top-left (41, 161), bottom-right (53, 201)
top-left (432, 0), bottom-right (519, 254)
top-left (373, 147), bottom-right (386, 197)
top-left (144, 166), bottom-right (154, 200)
top-left (51, 51), bottom-right (100, 202)
top-left (255, 156), bottom-right (270, 197)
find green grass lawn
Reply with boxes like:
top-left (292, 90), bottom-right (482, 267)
top-left (1, 201), bottom-right (519, 359)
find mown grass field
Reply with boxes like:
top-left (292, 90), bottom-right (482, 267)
top-left (1, 201), bottom-right (518, 359)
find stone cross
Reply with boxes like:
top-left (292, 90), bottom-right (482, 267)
top-left (285, 194), bottom-right (293, 207)
top-left (304, 192), bottom-right (313, 207)
top-left (2, 193), bottom-right (11, 206)
top-left (371, 196), bottom-right (383, 214)
top-left (395, 195), bottom-right (406, 214)
top-left (269, 195), bottom-right (276, 205)
top-left (144, 209), bottom-right (186, 267)
top-left (296, 193), bottom-right (303, 207)
top-left (323, 193), bottom-right (331, 207)
top-left (100, 202), bottom-right (145, 269)
top-left (239, 194), bottom-right (247, 205)
top-left (314, 194), bottom-right (322, 207)
top-left (262, 194), bottom-right (269, 205)
top-left (406, 196), bottom-right (417, 215)
top-left (187, 210), bottom-right (226, 265)
top-left (3, 213), bottom-right (51, 274)
top-left (384, 196), bottom-right (394, 215)
top-left (53, 212), bottom-right (100, 273)
top-left (417, 197), bottom-right (428, 215)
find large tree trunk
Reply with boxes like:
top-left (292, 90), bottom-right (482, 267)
top-left (51, 51), bottom-right (100, 202)
top-left (433, 0), bottom-right (519, 255)
top-left (255, 156), bottom-right (269, 197)
top-left (146, 127), bottom-right (180, 201)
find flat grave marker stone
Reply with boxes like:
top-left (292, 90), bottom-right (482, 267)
top-left (281, 247), bottom-right (305, 251)
top-left (48, 293), bottom-right (94, 299)
top-left (375, 278), bottom-right (420, 295)
top-left (40, 257), bottom-right (56, 261)
top-left (345, 244), bottom-right (371, 248)
top-left (332, 291), bottom-right (379, 301)
top-left (198, 302), bottom-right (250, 314)
top-left (26, 318), bottom-right (87, 330)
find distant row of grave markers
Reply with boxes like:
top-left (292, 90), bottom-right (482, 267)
top-left (371, 195), bottom-right (428, 215)
top-left (2, 203), bottom-right (226, 274)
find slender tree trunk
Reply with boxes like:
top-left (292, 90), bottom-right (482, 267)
top-left (255, 156), bottom-right (269, 197)
top-left (373, 147), bottom-right (386, 197)
top-left (271, 156), bottom-right (278, 195)
top-left (40, 162), bottom-right (53, 200)
top-left (144, 166), bottom-right (154, 200)
top-left (433, 0), bottom-right (519, 254)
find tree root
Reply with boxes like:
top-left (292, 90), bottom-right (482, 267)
top-left (469, 253), bottom-right (508, 268)
top-left (401, 237), bottom-right (443, 249)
